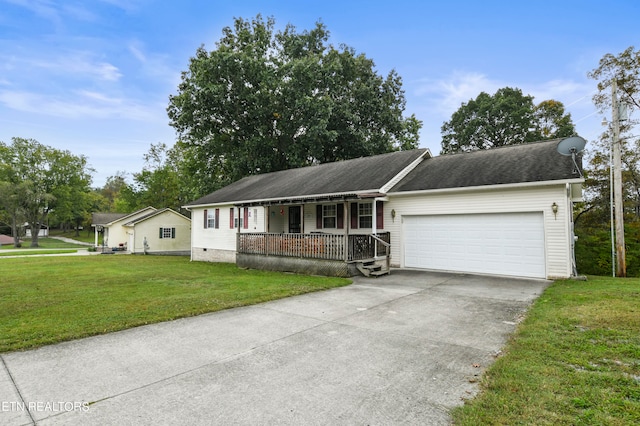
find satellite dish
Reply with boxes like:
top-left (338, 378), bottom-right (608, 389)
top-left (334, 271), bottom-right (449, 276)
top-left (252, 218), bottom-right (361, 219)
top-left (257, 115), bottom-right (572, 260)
top-left (557, 136), bottom-right (586, 177)
top-left (557, 136), bottom-right (586, 156)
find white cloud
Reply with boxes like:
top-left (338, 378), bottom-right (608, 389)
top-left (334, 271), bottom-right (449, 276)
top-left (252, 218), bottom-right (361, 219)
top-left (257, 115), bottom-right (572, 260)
top-left (414, 71), bottom-right (596, 119)
top-left (128, 42), bottom-right (147, 63)
top-left (409, 70), bottom-right (604, 150)
top-left (98, 0), bottom-right (145, 13)
top-left (0, 89), bottom-right (157, 120)
top-left (5, 0), bottom-right (62, 27)
top-left (127, 39), bottom-right (180, 86)
top-left (415, 71), bottom-right (505, 116)
top-left (29, 53), bottom-right (123, 81)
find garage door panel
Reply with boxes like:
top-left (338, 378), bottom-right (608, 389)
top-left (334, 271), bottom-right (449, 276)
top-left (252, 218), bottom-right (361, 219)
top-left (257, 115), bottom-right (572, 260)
top-left (403, 213), bottom-right (545, 278)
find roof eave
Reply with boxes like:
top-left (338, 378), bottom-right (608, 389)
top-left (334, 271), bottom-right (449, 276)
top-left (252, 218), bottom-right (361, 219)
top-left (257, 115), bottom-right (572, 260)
top-left (388, 177), bottom-right (585, 197)
top-left (183, 189), bottom-right (388, 209)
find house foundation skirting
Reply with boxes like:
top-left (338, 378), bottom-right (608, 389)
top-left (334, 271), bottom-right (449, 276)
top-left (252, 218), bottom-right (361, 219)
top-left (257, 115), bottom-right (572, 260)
top-left (237, 253), bottom-right (358, 277)
top-left (134, 250), bottom-right (191, 256)
top-left (192, 247), bottom-right (236, 263)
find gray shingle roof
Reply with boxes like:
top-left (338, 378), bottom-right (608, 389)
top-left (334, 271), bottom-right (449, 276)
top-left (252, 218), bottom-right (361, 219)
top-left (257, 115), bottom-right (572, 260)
top-left (186, 149), bottom-right (428, 206)
top-left (124, 208), bottom-right (190, 226)
top-left (390, 139), bottom-right (583, 193)
top-left (91, 207), bottom-right (158, 226)
top-left (91, 213), bottom-right (128, 226)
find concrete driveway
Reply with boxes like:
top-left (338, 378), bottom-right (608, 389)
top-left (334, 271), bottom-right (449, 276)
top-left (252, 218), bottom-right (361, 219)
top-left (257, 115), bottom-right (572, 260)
top-left (0, 270), bottom-right (549, 425)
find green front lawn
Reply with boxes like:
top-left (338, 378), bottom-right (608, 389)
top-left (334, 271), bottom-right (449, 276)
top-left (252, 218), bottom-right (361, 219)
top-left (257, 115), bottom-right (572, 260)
top-left (49, 228), bottom-right (97, 244)
top-left (0, 237), bottom-right (89, 249)
top-left (0, 256), bottom-right (350, 352)
top-left (452, 275), bottom-right (640, 425)
top-left (0, 249), bottom-right (78, 257)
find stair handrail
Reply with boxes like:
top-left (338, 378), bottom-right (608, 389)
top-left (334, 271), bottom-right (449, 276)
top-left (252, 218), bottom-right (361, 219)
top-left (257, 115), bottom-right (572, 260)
top-left (370, 233), bottom-right (391, 274)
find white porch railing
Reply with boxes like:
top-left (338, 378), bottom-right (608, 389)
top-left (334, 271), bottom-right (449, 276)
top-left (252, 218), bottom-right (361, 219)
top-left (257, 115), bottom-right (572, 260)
top-left (238, 232), bottom-right (390, 262)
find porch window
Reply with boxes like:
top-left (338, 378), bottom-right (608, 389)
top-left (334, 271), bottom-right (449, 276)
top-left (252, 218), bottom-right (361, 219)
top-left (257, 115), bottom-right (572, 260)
top-left (322, 204), bottom-right (337, 228)
top-left (316, 203), bottom-right (344, 229)
top-left (358, 203), bottom-right (373, 228)
top-left (159, 227), bottom-right (176, 239)
top-left (351, 201), bottom-right (384, 229)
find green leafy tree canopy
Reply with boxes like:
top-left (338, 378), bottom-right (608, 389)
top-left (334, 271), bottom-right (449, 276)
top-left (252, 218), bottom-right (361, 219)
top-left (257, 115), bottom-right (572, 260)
top-left (0, 137), bottom-right (93, 247)
top-left (440, 87), bottom-right (576, 154)
top-left (168, 15), bottom-right (422, 193)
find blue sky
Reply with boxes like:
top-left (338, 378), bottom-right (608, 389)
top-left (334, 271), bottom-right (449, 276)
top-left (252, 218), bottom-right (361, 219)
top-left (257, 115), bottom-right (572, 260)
top-left (1, 0), bottom-right (638, 187)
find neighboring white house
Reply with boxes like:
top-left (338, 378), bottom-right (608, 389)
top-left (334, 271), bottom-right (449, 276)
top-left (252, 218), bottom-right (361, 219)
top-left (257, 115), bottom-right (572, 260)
top-left (91, 207), bottom-right (191, 255)
top-left (183, 139), bottom-right (585, 279)
top-left (24, 224), bottom-right (49, 237)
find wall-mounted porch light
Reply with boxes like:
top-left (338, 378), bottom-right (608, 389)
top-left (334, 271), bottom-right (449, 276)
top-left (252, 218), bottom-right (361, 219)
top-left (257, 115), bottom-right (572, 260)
top-left (551, 202), bottom-right (558, 219)
top-left (391, 209), bottom-right (396, 222)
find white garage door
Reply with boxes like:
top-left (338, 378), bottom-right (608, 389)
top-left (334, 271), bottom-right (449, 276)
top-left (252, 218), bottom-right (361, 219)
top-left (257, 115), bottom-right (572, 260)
top-left (403, 212), bottom-right (545, 278)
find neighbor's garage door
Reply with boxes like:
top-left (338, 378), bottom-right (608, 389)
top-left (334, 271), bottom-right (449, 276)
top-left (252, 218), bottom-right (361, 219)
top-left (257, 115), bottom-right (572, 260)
top-left (403, 212), bottom-right (545, 278)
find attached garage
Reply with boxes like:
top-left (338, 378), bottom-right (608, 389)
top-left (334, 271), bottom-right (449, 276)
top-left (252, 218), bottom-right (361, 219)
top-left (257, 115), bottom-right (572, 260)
top-left (403, 212), bottom-right (546, 279)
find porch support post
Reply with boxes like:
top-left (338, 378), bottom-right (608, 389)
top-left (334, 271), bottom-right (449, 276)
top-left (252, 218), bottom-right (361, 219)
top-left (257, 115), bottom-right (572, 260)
top-left (235, 206), bottom-right (240, 253)
top-left (265, 205), bottom-right (270, 256)
top-left (372, 199), bottom-right (378, 258)
top-left (343, 201), bottom-right (349, 262)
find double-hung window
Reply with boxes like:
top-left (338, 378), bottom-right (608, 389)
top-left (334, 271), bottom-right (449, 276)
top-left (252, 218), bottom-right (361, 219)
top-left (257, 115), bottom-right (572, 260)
top-left (322, 204), bottom-right (337, 228)
top-left (159, 227), bottom-right (176, 239)
top-left (204, 208), bottom-right (219, 229)
top-left (350, 201), bottom-right (383, 229)
top-left (358, 203), bottom-right (373, 228)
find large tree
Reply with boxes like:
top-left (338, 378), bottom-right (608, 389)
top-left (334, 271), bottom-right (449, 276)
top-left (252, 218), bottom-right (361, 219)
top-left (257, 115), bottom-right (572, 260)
top-left (578, 46), bottom-right (640, 276)
top-left (440, 87), bottom-right (576, 154)
top-left (588, 46), bottom-right (640, 112)
top-left (128, 143), bottom-right (185, 213)
top-left (0, 138), bottom-right (93, 247)
top-left (168, 15), bottom-right (421, 193)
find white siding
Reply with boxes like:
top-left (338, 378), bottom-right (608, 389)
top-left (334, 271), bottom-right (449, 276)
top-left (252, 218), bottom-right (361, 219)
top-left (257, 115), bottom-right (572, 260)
top-left (130, 210), bottom-right (191, 254)
top-left (300, 202), bottom-right (383, 235)
top-left (191, 205), bottom-right (266, 262)
top-left (387, 185), bottom-right (572, 279)
top-left (104, 207), bottom-right (156, 248)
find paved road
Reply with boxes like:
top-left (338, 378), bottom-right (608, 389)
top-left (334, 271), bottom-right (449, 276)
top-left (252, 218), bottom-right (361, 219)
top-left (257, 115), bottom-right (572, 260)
top-left (0, 270), bottom-right (549, 425)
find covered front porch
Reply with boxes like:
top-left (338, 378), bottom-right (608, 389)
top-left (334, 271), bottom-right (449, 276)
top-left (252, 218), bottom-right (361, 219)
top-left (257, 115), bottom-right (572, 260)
top-left (234, 196), bottom-right (391, 277)
top-left (237, 232), bottom-right (390, 277)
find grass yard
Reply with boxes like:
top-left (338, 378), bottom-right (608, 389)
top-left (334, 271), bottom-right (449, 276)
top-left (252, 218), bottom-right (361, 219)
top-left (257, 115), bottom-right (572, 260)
top-left (452, 275), bottom-right (640, 425)
top-left (0, 237), bottom-right (88, 250)
top-left (0, 256), bottom-right (350, 352)
top-left (49, 229), bottom-right (96, 244)
top-left (0, 249), bottom-right (78, 257)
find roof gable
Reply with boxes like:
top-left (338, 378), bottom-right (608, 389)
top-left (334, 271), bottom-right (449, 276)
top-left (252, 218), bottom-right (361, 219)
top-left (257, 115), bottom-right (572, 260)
top-left (390, 139), bottom-right (583, 193)
top-left (93, 207), bottom-right (157, 227)
top-left (187, 149), bottom-right (429, 206)
top-left (92, 212), bottom-right (128, 226)
top-left (124, 208), bottom-right (191, 226)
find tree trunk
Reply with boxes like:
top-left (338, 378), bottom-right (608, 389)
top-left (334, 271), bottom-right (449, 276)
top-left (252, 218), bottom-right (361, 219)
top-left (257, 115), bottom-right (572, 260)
top-left (30, 224), bottom-right (40, 248)
top-left (11, 213), bottom-right (21, 248)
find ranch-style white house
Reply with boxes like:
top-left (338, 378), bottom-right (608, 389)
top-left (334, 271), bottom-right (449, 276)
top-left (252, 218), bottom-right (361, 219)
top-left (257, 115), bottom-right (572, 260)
top-left (184, 138), bottom-right (584, 279)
